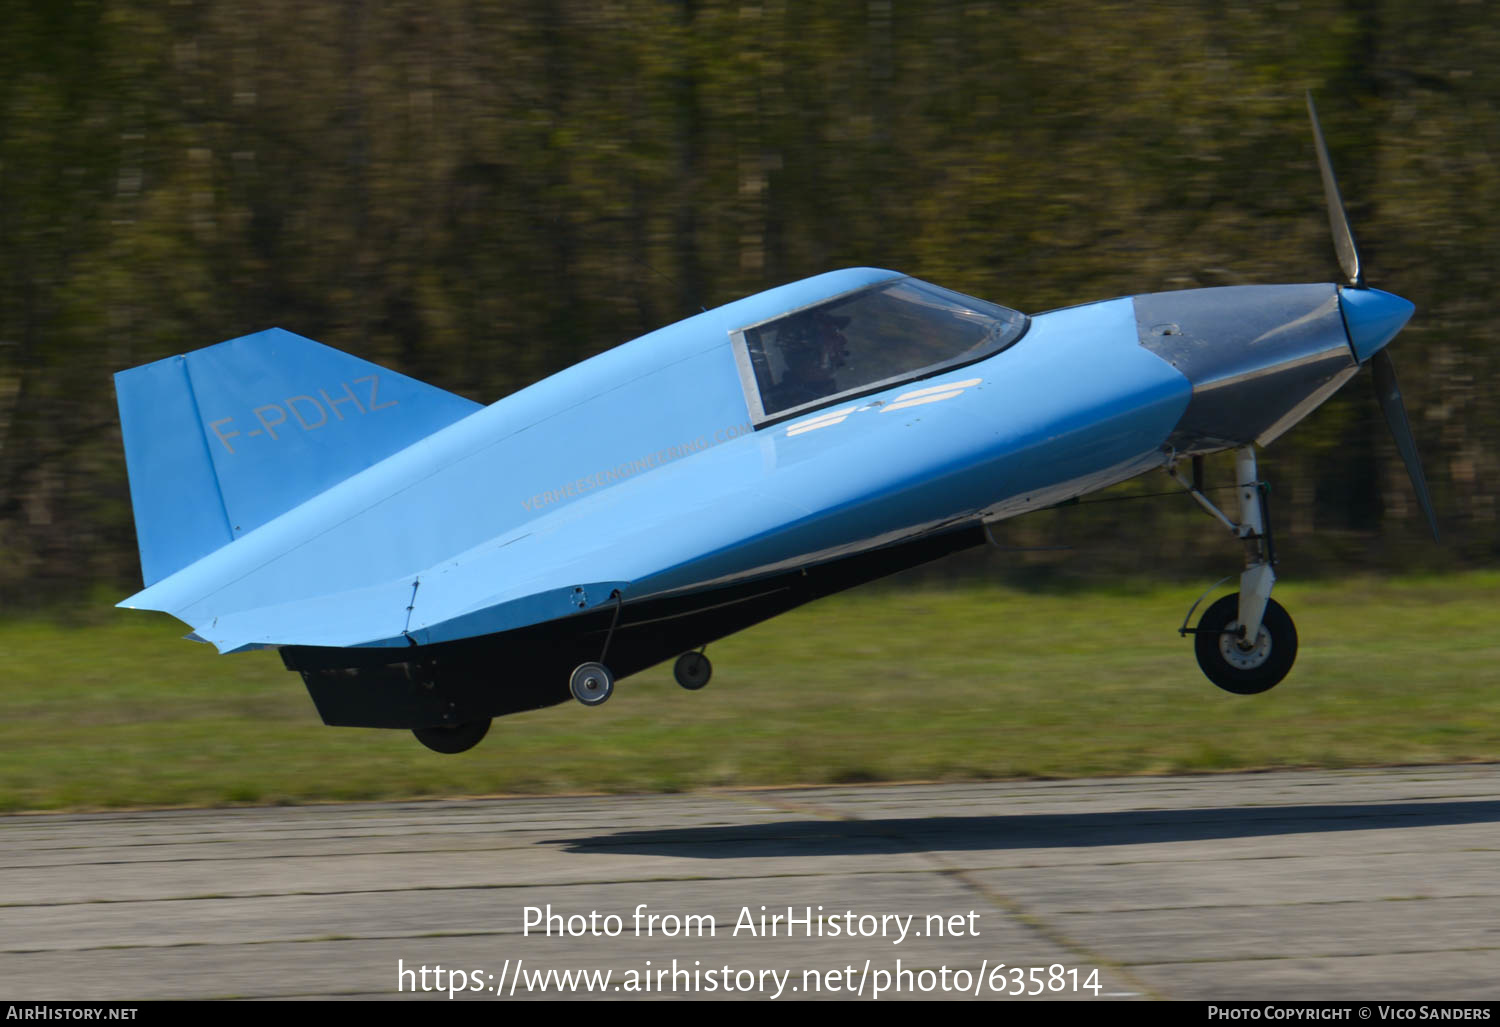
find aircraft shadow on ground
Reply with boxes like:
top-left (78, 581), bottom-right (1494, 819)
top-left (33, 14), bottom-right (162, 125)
top-left (556, 800), bottom-right (1500, 859)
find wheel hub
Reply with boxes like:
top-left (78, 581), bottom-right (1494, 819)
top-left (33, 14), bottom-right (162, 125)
top-left (1218, 622), bottom-right (1272, 670)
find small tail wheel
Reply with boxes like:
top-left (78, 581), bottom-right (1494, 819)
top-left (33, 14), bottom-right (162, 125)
top-left (412, 718), bottom-right (492, 754)
top-left (1194, 593), bottom-right (1298, 695)
top-left (673, 651), bottom-right (712, 690)
top-left (570, 662), bottom-right (615, 706)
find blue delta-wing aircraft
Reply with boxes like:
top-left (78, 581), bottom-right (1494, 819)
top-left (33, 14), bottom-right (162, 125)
top-left (116, 97), bottom-right (1434, 753)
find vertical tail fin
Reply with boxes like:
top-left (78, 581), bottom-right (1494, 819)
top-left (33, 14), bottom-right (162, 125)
top-left (115, 328), bottom-right (481, 586)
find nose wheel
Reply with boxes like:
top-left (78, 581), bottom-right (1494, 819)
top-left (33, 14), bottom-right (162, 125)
top-left (1192, 594), bottom-right (1297, 694)
top-left (1174, 447), bottom-right (1297, 695)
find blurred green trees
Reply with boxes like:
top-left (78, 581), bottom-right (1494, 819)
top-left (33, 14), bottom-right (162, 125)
top-left (2, 0), bottom-right (1496, 604)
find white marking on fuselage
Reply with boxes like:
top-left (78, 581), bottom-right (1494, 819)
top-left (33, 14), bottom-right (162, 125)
top-left (785, 406), bottom-right (858, 436)
top-left (882, 390), bottom-right (960, 411)
top-left (785, 378), bottom-right (983, 432)
top-left (881, 377), bottom-right (982, 411)
top-left (892, 377), bottom-right (982, 401)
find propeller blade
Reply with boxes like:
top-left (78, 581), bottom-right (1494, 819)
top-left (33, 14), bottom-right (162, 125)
top-left (1370, 348), bottom-right (1439, 541)
top-left (1306, 91), bottom-right (1363, 287)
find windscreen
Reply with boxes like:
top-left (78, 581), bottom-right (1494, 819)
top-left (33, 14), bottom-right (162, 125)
top-left (738, 278), bottom-right (1027, 420)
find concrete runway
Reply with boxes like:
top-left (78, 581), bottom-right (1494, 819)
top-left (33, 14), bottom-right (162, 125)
top-left (2, 765), bottom-right (1498, 1001)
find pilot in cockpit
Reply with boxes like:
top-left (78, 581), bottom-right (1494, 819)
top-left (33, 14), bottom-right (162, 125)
top-left (765, 310), bottom-right (850, 412)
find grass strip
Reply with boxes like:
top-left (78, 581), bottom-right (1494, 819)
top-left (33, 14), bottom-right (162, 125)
top-left (2, 573), bottom-right (1496, 811)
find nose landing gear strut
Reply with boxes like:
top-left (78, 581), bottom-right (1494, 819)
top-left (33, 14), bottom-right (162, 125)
top-left (1172, 446), bottom-right (1298, 694)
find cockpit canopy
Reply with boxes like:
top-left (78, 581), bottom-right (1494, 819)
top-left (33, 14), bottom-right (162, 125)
top-left (732, 277), bottom-right (1028, 424)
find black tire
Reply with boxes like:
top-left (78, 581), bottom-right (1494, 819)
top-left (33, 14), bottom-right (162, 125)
top-left (673, 651), bottom-right (712, 690)
top-left (412, 718), bottom-right (492, 754)
top-left (570, 662), bottom-right (614, 706)
top-left (1194, 593), bottom-right (1297, 695)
